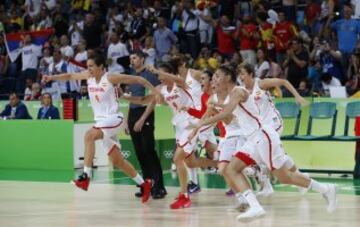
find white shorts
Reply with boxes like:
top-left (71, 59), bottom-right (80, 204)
top-left (175, 121), bottom-right (197, 156)
top-left (198, 125), bottom-right (217, 147)
top-left (93, 115), bottom-right (124, 155)
top-left (218, 135), bottom-right (246, 163)
top-left (234, 126), bottom-right (287, 171)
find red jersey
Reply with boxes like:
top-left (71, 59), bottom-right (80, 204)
top-left (239, 23), bottom-right (258, 50)
top-left (273, 21), bottom-right (297, 52)
top-left (216, 24), bottom-right (236, 55)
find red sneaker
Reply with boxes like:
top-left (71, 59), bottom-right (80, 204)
top-left (170, 193), bottom-right (191, 209)
top-left (141, 179), bottom-right (152, 203)
top-left (72, 173), bottom-right (90, 191)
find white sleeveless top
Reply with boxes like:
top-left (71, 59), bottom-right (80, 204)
top-left (212, 93), bottom-right (243, 137)
top-left (160, 83), bottom-right (194, 126)
top-left (87, 72), bottom-right (122, 121)
top-left (251, 78), bottom-right (283, 132)
top-left (235, 86), bottom-right (262, 137)
top-left (185, 69), bottom-right (202, 109)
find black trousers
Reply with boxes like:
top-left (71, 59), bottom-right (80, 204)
top-left (128, 107), bottom-right (165, 190)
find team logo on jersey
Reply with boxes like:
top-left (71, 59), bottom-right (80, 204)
top-left (121, 150), bottom-right (131, 159)
top-left (163, 150), bottom-right (174, 159)
top-left (187, 80), bottom-right (192, 86)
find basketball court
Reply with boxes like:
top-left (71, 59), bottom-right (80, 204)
top-left (1, 169), bottom-right (359, 227)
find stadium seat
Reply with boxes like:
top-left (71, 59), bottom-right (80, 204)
top-left (275, 102), bottom-right (301, 140)
top-left (332, 101), bottom-right (360, 141)
top-left (294, 102), bottom-right (337, 141)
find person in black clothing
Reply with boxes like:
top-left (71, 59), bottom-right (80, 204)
top-left (127, 50), bottom-right (167, 199)
top-left (83, 13), bottom-right (102, 49)
top-left (283, 38), bottom-right (309, 88)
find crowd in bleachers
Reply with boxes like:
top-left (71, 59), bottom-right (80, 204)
top-left (0, 0), bottom-right (360, 105)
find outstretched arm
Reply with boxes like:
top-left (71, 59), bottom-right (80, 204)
top-left (259, 78), bottom-right (308, 106)
top-left (146, 65), bottom-right (186, 88)
top-left (42, 70), bottom-right (90, 82)
top-left (108, 73), bottom-right (159, 96)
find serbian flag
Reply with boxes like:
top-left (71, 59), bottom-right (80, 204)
top-left (4, 28), bottom-right (54, 62)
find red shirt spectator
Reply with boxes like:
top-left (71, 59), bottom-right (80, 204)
top-left (239, 22), bottom-right (258, 51)
top-left (216, 24), bottom-right (236, 56)
top-left (305, 1), bottom-right (321, 25)
top-left (273, 20), bottom-right (297, 52)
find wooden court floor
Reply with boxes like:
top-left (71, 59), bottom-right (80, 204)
top-left (1, 171), bottom-right (360, 227)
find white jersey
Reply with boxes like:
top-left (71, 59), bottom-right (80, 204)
top-left (107, 42), bottom-right (129, 73)
top-left (251, 78), bottom-right (283, 132)
top-left (234, 87), bottom-right (262, 137)
top-left (212, 94), bottom-right (243, 137)
top-left (160, 83), bottom-right (194, 126)
top-left (185, 69), bottom-right (202, 109)
top-left (87, 72), bottom-right (122, 121)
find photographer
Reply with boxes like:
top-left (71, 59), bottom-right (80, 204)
top-left (316, 40), bottom-right (344, 84)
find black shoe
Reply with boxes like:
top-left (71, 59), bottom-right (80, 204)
top-left (152, 188), bottom-right (167, 199)
top-left (135, 185), bottom-right (143, 198)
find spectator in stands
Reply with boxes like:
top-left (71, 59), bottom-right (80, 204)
top-left (215, 15), bottom-right (236, 58)
top-left (238, 15), bottom-right (258, 65)
top-left (273, 10), bottom-right (298, 64)
top-left (328, 3), bottom-right (360, 75)
top-left (42, 49), bottom-right (66, 100)
top-left (53, 13), bottom-right (69, 38)
top-left (180, 0), bottom-right (201, 59)
top-left (107, 32), bottom-right (129, 73)
top-left (24, 78), bottom-right (34, 100)
top-left (305, 0), bottom-right (321, 36)
top-left (39, 47), bottom-right (53, 77)
top-left (255, 49), bottom-right (270, 78)
top-left (60, 35), bottom-right (74, 60)
top-left (129, 7), bottom-right (148, 50)
top-left (283, 38), bottom-right (309, 88)
top-left (0, 93), bottom-right (32, 119)
top-left (320, 71), bottom-right (342, 95)
top-left (83, 13), bottom-right (102, 49)
top-left (318, 40), bottom-right (344, 83)
top-left (37, 92), bottom-right (60, 119)
top-left (197, 2), bottom-right (213, 47)
top-left (16, 34), bottom-right (42, 94)
top-left (68, 14), bottom-right (84, 47)
top-left (29, 82), bottom-right (42, 101)
top-left (74, 39), bottom-right (88, 64)
top-left (23, 0), bottom-right (41, 19)
top-left (297, 78), bottom-right (311, 96)
top-left (153, 17), bottom-right (178, 60)
top-left (143, 36), bottom-right (156, 66)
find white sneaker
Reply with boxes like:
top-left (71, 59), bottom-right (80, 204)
top-left (228, 196), bottom-right (249, 212)
top-left (236, 206), bottom-right (266, 221)
top-left (322, 184), bottom-right (337, 213)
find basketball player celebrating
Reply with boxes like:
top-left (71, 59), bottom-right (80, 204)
top-left (42, 53), bottom-right (159, 203)
top-left (169, 55), bottom-right (218, 193)
top-left (147, 63), bottom-right (217, 209)
top-left (240, 63), bottom-right (310, 197)
top-left (188, 64), bottom-right (337, 221)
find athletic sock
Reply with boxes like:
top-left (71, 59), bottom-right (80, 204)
top-left (309, 179), bottom-right (328, 194)
top-left (242, 189), bottom-right (262, 209)
top-left (132, 173), bottom-right (145, 185)
top-left (187, 167), bottom-right (198, 184)
top-left (84, 166), bottom-right (92, 178)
